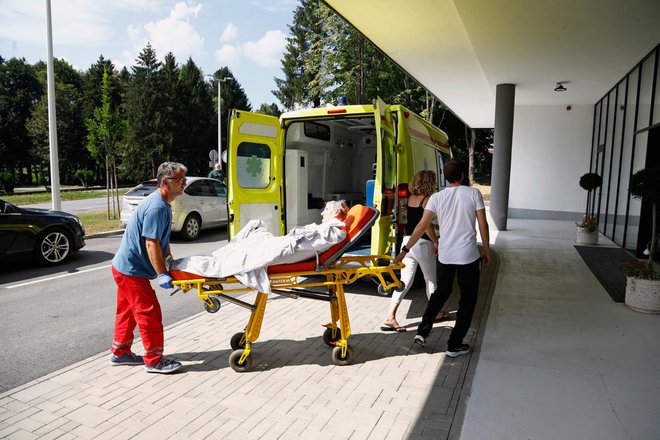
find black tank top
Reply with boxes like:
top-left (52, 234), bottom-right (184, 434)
top-left (405, 195), bottom-right (431, 241)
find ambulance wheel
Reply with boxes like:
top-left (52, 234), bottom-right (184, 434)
top-left (230, 332), bottom-right (246, 350)
top-left (229, 350), bottom-right (253, 372)
top-left (331, 345), bottom-right (354, 366)
top-left (204, 296), bottom-right (221, 313)
top-left (323, 327), bottom-right (341, 346)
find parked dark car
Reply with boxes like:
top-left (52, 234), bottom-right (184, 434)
top-left (0, 199), bottom-right (86, 265)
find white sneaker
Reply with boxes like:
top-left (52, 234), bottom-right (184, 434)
top-left (446, 344), bottom-right (470, 358)
top-left (413, 335), bottom-right (426, 346)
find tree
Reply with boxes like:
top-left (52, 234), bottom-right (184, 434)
top-left (0, 58), bottom-right (43, 184)
top-left (82, 56), bottom-right (120, 127)
top-left (159, 52), bottom-right (180, 161)
top-left (210, 66), bottom-right (251, 166)
top-left (256, 103), bottom-right (282, 117)
top-left (27, 59), bottom-right (88, 186)
top-left (173, 58), bottom-right (215, 175)
top-left (273, 0), bottom-right (326, 109)
top-left (86, 68), bottom-right (124, 218)
top-left (121, 43), bottom-right (164, 180)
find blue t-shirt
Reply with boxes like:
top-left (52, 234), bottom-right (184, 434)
top-left (112, 190), bottom-right (172, 278)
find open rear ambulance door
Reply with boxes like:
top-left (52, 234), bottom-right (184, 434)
top-left (370, 98), bottom-right (397, 256)
top-left (227, 110), bottom-right (283, 239)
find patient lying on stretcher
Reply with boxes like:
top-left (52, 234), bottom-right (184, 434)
top-left (171, 201), bottom-right (349, 293)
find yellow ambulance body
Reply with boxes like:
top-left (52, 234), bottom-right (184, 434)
top-left (227, 99), bottom-right (451, 256)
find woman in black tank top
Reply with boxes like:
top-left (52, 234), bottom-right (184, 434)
top-left (381, 170), bottom-right (449, 332)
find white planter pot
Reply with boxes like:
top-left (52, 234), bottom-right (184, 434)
top-left (625, 276), bottom-right (660, 314)
top-left (576, 227), bottom-right (598, 245)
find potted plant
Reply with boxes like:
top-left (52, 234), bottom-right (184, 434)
top-left (621, 167), bottom-right (660, 313)
top-left (576, 172), bottom-right (602, 245)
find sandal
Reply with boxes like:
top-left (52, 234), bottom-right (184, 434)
top-left (380, 323), bottom-right (407, 332)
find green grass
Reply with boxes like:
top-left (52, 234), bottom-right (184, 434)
top-left (77, 211), bottom-right (123, 235)
top-left (2, 189), bottom-right (128, 206)
top-left (1, 189), bottom-right (127, 235)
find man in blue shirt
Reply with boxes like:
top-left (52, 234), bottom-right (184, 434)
top-left (110, 162), bottom-right (187, 374)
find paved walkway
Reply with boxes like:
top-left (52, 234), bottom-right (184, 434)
top-left (1, 217), bottom-right (659, 440)
top-left (0, 257), bottom-right (497, 440)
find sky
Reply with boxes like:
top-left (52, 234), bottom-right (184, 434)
top-left (0, 0), bottom-right (298, 109)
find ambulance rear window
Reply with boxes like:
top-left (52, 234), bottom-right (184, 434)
top-left (236, 142), bottom-right (271, 189)
top-left (304, 122), bottom-right (331, 141)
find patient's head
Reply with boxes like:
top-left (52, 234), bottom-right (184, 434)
top-left (322, 200), bottom-right (349, 222)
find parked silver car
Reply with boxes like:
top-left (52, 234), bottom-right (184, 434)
top-left (120, 177), bottom-right (228, 240)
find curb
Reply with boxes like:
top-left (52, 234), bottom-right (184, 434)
top-left (85, 229), bottom-right (124, 239)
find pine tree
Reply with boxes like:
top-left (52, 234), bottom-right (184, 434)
top-left (121, 43), bottom-right (163, 180)
top-left (210, 66), bottom-right (251, 163)
top-left (273, 0), bottom-right (326, 109)
top-left (174, 58), bottom-right (215, 175)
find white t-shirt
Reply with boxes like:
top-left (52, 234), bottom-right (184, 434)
top-left (425, 186), bottom-right (485, 265)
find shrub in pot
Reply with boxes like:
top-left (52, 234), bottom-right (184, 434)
top-left (621, 167), bottom-right (660, 313)
top-left (576, 172), bottom-right (602, 245)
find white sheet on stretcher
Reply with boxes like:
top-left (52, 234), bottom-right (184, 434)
top-left (172, 219), bottom-right (346, 293)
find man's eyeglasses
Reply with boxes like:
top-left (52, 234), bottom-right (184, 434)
top-left (166, 176), bottom-right (187, 184)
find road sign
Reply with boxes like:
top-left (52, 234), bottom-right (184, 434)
top-left (209, 150), bottom-right (218, 168)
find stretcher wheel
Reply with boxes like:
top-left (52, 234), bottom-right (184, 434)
top-left (331, 345), bottom-right (354, 366)
top-left (229, 349), bottom-right (253, 372)
top-left (378, 281), bottom-right (405, 296)
top-left (322, 327), bottom-right (341, 346)
top-left (230, 332), bottom-right (246, 350)
top-left (204, 296), bottom-right (221, 313)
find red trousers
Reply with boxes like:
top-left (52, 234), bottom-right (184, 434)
top-left (111, 266), bottom-right (164, 366)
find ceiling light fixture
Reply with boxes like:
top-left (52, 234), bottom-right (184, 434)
top-left (554, 83), bottom-right (567, 92)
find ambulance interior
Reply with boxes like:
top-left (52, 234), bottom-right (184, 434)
top-left (284, 117), bottom-right (378, 230)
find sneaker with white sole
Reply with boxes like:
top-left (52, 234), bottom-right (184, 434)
top-left (446, 344), bottom-right (470, 358)
top-left (144, 357), bottom-right (182, 374)
top-left (110, 352), bottom-right (143, 366)
top-left (413, 334), bottom-right (426, 346)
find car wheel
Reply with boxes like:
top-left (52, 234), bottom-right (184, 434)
top-left (180, 213), bottom-right (201, 241)
top-left (35, 229), bottom-right (73, 265)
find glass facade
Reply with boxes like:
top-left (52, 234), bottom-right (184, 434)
top-left (591, 44), bottom-right (659, 257)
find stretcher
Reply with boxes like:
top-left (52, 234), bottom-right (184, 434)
top-left (170, 204), bottom-right (404, 372)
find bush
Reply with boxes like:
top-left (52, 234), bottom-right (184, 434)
top-left (73, 169), bottom-right (95, 188)
top-left (0, 170), bottom-right (16, 193)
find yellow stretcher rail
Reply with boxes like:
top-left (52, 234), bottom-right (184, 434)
top-left (171, 254), bottom-right (403, 372)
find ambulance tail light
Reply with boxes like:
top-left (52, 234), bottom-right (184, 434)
top-left (396, 183), bottom-right (409, 233)
top-left (381, 187), bottom-right (395, 216)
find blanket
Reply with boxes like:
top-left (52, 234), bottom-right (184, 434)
top-left (172, 219), bottom-right (346, 293)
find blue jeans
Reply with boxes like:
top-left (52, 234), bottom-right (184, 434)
top-left (416, 258), bottom-right (481, 348)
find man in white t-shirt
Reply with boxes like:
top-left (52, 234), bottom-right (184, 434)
top-left (393, 159), bottom-right (490, 358)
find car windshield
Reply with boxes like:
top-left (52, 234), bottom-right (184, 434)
top-left (125, 181), bottom-right (158, 197)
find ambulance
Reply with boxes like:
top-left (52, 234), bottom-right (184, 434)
top-left (226, 98), bottom-right (451, 257)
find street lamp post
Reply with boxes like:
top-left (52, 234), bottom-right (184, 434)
top-left (213, 75), bottom-right (232, 171)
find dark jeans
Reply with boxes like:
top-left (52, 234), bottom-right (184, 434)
top-left (417, 258), bottom-right (481, 348)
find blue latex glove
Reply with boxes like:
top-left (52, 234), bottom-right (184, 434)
top-left (158, 273), bottom-right (174, 289)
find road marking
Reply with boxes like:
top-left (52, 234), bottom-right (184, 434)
top-left (5, 264), bottom-right (112, 289)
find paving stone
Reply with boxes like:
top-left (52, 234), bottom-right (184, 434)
top-left (0, 272), bottom-right (489, 440)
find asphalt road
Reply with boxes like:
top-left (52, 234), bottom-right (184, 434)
top-left (21, 196), bottom-right (118, 213)
top-left (0, 227), bottom-right (229, 393)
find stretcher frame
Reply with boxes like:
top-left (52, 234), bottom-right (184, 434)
top-left (172, 255), bottom-right (403, 372)
top-left (171, 205), bottom-right (404, 372)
